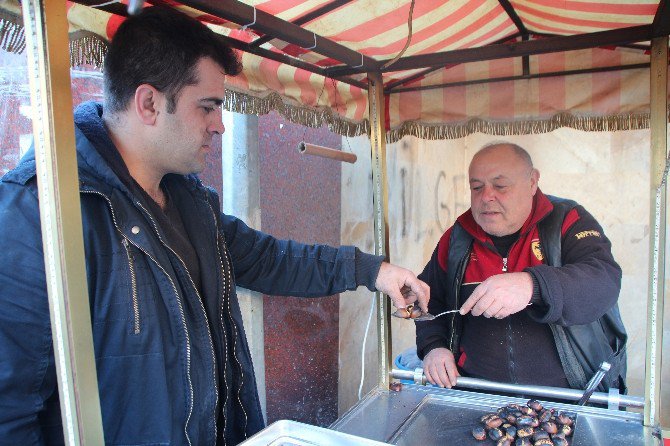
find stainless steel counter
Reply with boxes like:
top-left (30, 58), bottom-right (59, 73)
top-left (330, 384), bottom-right (661, 446)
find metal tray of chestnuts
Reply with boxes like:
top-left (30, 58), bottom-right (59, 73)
top-left (331, 384), bottom-right (660, 446)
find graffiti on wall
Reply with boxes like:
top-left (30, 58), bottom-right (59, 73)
top-left (395, 161), bottom-right (468, 242)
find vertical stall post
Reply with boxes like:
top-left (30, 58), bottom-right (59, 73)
top-left (21, 0), bottom-right (104, 443)
top-left (644, 35), bottom-right (668, 428)
top-left (367, 72), bottom-right (393, 387)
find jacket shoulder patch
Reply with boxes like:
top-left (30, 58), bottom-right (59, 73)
top-left (575, 230), bottom-right (601, 240)
top-left (531, 240), bottom-right (544, 261)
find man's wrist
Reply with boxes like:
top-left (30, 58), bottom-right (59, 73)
top-left (355, 248), bottom-right (385, 291)
top-left (527, 271), bottom-right (542, 304)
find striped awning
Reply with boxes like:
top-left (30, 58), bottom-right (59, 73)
top-left (0, 0), bottom-right (667, 140)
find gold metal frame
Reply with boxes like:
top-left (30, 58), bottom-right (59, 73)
top-left (644, 35), bottom-right (668, 428)
top-left (21, 0), bottom-right (103, 443)
top-left (367, 72), bottom-right (393, 388)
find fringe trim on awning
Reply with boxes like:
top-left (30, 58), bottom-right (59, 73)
top-left (0, 16), bottom-right (24, 54)
top-left (69, 32), bottom-right (108, 69)
top-left (0, 14), bottom-right (109, 68)
top-left (1, 16), bottom-right (665, 142)
top-left (223, 87), bottom-right (370, 138)
top-left (386, 111), bottom-right (663, 143)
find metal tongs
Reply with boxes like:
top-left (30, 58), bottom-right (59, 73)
top-left (577, 361), bottom-right (611, 405)
top-left (391, 304), bottom-right (460, 322)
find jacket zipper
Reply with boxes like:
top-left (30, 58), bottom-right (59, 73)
top-left (121, 237), bottom-right (140, 334)
top-left (133, 200), bottom-right (220, 443)
top-left (449, 245), bottom-right (471, 353)
top-left (501, 253), bottom-right (514, 382)
top-left (206, 201), bottom-right (249, 442)
top-left (81, 189), bottom-right (196, 446)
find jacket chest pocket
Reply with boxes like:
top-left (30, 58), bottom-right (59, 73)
top-left (91, 237), bottom-right (161, 340)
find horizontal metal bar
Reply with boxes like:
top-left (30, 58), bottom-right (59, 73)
top-left (219, 35), bottom-right (367, 89)
top-left (383, 33), bottom-right (523, 92)
top-left (387, 63), bottom-right (649, 93)
top-left (329, 25), bottom-right (652, 77)
top-left (181, 0), bottom-right (378, 71)
top-left (391, 369), bottom-right (645, 409)
top-left (250, 0), bottom-right (355, 48)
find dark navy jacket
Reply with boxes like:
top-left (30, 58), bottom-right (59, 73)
top-left (0, 106), bottom-right (382, 445)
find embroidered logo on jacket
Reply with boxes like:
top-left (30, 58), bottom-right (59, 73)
top-left (575, 230), bottom-right (601, 240)
top-left (531, 240), bottom-right (544, 261)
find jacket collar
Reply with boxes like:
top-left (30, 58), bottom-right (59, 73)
top-left (456, 189), bottom-right (553, 243)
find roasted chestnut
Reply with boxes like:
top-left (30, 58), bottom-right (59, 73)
top-left (389, 381), bottom-right (403, 392)
top-left (515, 439), bottom-right (532, 446)
top-left (527, 399), bottom-right (544, 412)
top-left (557, 412), bottom-right (575, 426)
top-left (538, 409), bottom-right (553, 423)
top-left (517, 427), bottom-right (535, 438)
top-left (516, 416), bottom-right (535, 427)
top-left (532, 430), bottom-right (550, 441)
top-left (519, 406), bottom-right (536, 416)
top-left (541, 421), bottom-right (558, 434)
top-left (472, 426), bottom-right (487, 441)
top-left (559, 424), bottom-right (573, 437)
top-left (481, 413), bottom-right (497, 423)
top-left (485, 416), bottom-right (504, 429)
top-left (489, 428), bottom-right (505, 441)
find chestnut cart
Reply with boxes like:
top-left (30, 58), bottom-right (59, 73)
top-left (6, 0), bottom-right (668, 444)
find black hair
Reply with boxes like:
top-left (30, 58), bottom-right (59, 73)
top-left (103, 6), bottom-right (242, 114)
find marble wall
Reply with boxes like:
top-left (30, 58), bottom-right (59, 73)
top-left (339, 128), bottom-right (670, 425)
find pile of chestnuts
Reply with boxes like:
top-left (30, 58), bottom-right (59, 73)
top-left (471, 399), bottom-right (575, 446)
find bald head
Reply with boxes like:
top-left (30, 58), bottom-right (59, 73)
top-left (472, 142), bottom-right (534, 172)
top-left (468, 143), bottom-right (539, 236)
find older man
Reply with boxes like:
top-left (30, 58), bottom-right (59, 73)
top-left (416, 142), bottom-right (627, 393)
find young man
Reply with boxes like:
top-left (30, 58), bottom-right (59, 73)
top-left (0, 6), bottom-right (428, 445)
top-left (416, 142), bottom-right (627, 393)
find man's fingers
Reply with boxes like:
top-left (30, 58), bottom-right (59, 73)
top-left (386, 287), bottom-right (406, 311)
top-left (424, 363), bottom-right (439, 386)
top-left (479, 300), bottom-right (504, 318)
top-left (435, 363), bottom-right (451, 388)
top-left (460, 282), bottom-right (485, 314)
top-left (470, 292), bottom-right (496, 317)
top-left (412, 280), bottom-right (430, 313)
top-left (445, 363), bottom-right (459, 387)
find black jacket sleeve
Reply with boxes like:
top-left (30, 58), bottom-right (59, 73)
top-left (526, 205), bottom-right (622, 326)
top-left (415, 243), bottom-right (455, 359)
top-left (220, 213), bottom-right (384, 297)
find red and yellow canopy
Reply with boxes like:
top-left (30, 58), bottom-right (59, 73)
top-left (0, 0), bottom-right (666, 140)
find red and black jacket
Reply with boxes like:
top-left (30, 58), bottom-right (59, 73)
top-left (416, 190), bottom-right (627, 391)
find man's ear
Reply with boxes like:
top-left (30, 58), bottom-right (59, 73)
top-left (530, 168), bottom-right (540, 195)
top-left (134, 84), bottom-right (161, 125)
